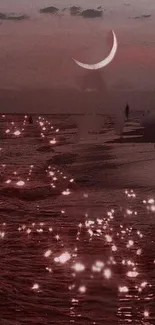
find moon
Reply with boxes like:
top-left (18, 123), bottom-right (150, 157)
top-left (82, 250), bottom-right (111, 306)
top-left (73, 30), bottom-right (118, 70)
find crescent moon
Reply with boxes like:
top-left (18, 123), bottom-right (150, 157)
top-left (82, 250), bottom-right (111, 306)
top-left (73, 30), bottom-right (117, 70)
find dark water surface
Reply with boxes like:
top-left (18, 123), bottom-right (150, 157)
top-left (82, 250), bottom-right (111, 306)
top-left (0, 114), bottom-right (155, 324)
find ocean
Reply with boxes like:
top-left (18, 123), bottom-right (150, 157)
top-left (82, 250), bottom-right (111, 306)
top-left (0, 112), bottom-right (155, 324)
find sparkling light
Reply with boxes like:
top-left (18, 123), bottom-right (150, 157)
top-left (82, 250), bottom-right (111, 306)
top-left (16, 180), bottom-right (25, 187)
top-left (32, 283), bottom-right (39, 290)
top-left (127, 271), bottom-right (139, 278)
top-left (119, 286), bottom-right (129, 293)
top-left (54, 252), bottom-right (71, 264)
top-left (144, 310), bottom-right (149, 318)
top-left (78, 286), bottom-right (86, 293)
top-left (103, 268), bottom-right (112, 279)
top-left (72, 263), bottom-right (85, 272)
top-left (44, 249), bottom-right (52, 258)
top-left (14, 130), bottom-right (21, 136)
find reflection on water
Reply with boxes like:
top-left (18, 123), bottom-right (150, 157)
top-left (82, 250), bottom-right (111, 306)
top-left (0, 114), bottom-right (155, 324)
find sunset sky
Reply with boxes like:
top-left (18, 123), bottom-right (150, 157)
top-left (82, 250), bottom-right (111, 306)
top-left (0, 1), bottom-right (155, 112)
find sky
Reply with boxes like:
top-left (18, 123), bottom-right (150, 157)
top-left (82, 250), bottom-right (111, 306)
top-left (0, 1), bottom-right (155, 112)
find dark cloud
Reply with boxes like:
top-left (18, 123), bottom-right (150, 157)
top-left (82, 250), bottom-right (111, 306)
top-left (0, 13), bottom-right (29, 21)
top-left (0, 13), bottom-right (6, 19)
top-left (69, 6), bottom-right (81, 16)
top-left (6, 14), bottom-right (29, 21)
top-left (39, 6), bottom-right (59, 14)
top-left (131, 14), bottom-right (151, 19)
top-left (68, 7), bottom-right (103, 18)
top-left (0, 6), bottom-right (103, 20)
top-left (80, 9), bottom-right (103, 18)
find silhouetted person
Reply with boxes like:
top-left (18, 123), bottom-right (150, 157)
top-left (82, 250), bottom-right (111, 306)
top-left (125, 103), bottom-right (130, 121)
top-left (28, 116), bottom-right (33, 124)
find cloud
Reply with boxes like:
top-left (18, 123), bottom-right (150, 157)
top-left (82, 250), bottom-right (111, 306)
top-left (39, 6), bottom-right (59, 14)
top-left (69, 6), bottom-right (81, 16)
top-left (0, 13), bottom-right (29, 21)
top-left (131, 14), bottom-right (151, 20)
top-left (0, 6), bottom-right (103, 20)
top-left (0, 13), bottom-right (6, 20)
top-left (39, 6), bottom-right (103, 19)
top-left (80, 9), bottom-right (103, 18)
top-left (69, 7), bottom-right (103, 18)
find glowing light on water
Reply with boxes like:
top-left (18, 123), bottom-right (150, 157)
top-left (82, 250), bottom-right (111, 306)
top-left (14, 130), bottom-right (21, 136)
top-left (144, 310), bottom-right (149, 318)
top-left (37, 228), bottom-right (43, 233)
top-left (127, 240), bottom-right (134, 248)
top-left (150, 205), bottom-right (155, 212)
top-left (54, 252), bottom-right (71, 264)
top-left (127, 271), bottom-right (139, 278)
top-left (0, 231), bottom-right (5, 238)
top-left (72, 263), bottom-right (85, 272)
top-left (44, 249), bottom-right (52, 258)
top-left (126, 209), bottom-right (132, 215)
top-left (119, 286), bottom-right (129, 293)
top-left (5, 129), bottom-right (10, 134)
top-left (127, 260), bottom-right (134, 266)
top-left (105, 234), bottom-right (112, 242)
top-left (78, 286), bottom-right (86, 293)
top-left (32, 283), bottom-right (40, 290)
top-left (103, 268), bottom-right (112, 279)
top-left (148, 198), bottom-right (154, 204)
top-left (62, 189), bottom-right (71, 196)
top-left (92, 261), bottom-right (104, 272)
top-left (16, 180), bottom-right (25, 187)
top-left (46, 267), bottom-right (52, 273)
top-left (49, 138), bottom-right (56, 144)
top-left (141, 281), bottom-right (147, 288)
top-left (111, 245), bottom-right (117, 252)
top-left (85, 220), bottom-right (94, 227)
top-left (5, 179), bottom-right (11, 184)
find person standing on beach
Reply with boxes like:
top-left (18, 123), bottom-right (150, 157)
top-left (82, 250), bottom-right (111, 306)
top-left (125, 103), bottom-right (130, 121)
top-left (28, 116), bottom-right (33, 124)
